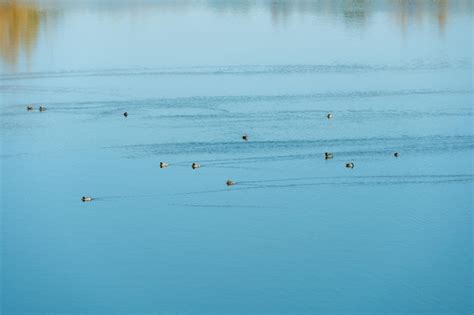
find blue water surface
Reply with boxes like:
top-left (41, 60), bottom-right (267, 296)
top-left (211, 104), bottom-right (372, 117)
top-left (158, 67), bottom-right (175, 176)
top-left (0, 1), bottom-right (473, 314)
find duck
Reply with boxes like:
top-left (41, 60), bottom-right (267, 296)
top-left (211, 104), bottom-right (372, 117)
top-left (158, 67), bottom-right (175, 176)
top-left (346, 162), bottom-right (354, 168)
top-left (160, 162), bottom-right (169, 168)
top-left (242, 134), bottom-right (249, 141)
top-left (123, 112), bottom-right (128, 117)
top-left (191, 162), bottom-right (201, 169)
top-left (81, 196), bottom-right (93, 202)
top-left (327, 112), bottom-right (334, 119)
top-left (325, 152), bottom-right (334, 160)
top-left (226, 179), bottom-right (236, 186)
top-left (394, 152), bottom-right (400, 158)
top-left (27, 105), bottom-right (34, 111)
top-left (39, 106), bottom-right (46, 112)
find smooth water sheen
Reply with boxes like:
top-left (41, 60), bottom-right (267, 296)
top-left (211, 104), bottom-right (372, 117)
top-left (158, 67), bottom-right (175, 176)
top-left (0, 1), bottom-right (473, 314)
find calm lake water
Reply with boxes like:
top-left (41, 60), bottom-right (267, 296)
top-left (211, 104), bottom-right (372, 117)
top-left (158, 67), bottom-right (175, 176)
top-left (0, 1), bottom-right (473, 314)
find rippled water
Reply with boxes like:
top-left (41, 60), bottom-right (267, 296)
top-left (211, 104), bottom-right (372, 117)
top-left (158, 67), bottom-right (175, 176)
top-left (1, 1), bottom-right (473, 314)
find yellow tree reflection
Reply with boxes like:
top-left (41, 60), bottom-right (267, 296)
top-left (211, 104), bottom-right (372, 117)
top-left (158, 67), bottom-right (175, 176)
top-left (0, 1), bottom-right (41, 67)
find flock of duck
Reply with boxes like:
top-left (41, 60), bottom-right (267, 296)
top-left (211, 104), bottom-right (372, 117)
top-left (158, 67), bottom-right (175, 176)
top-left (27, 105), bottom-right (46, 112)
top-left (156, 111), bottom-right (399, 173)
top-left (25, 105), bottom-right (400, 203)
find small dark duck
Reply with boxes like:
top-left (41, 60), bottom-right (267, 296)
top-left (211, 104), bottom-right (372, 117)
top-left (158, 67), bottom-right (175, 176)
top-left (82, 196), bottom-right (93, 202)
top-left (346, 162), bottom-right (354, 169)
top-left (325, 152), bottom-right (334, 160)
top-left (123, 112), bottom-right (128, 117)
top-left (27, 105), bottom-right (34, 111)
top-left (160, 162), bottom-right (169, 168)
top-left (226, 179), bottom-right (236, 186)
top-left (394, 152), bottom-right (400, 158)
top-left (327, 112), bottom-right (334, 119)
top-left (39, 106), bottom-right (46, 112)
top-left (242, 134), bottom-right (249, 141)
top-left (191, 163), bottom-right (201, 169)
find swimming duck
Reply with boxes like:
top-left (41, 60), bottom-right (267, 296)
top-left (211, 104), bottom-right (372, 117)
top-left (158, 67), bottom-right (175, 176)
top-left (27, 105), bottom-right (34, 111)
top-left (346, 162), bottom-right (354, 168)
top-left (325, 152), bottom-right (334, 160)
top-left (160, 162), bottom-right (169, 168)
top-left (226, 179), bottom-right (236, 186)
top-left (123, 112), bottom-right (128, 117)
top-left (191, 162), bottom-right (201, 169)
top-left (394, 152), bottom-right (400, 158)
top-left (39, 106), bottom-right (46, 112)
top-left (82, 196), bottom-right (93, 202)
top-left (327, 113), bottom-right (334, 119)
top-left (242, 134), bottom-right (249, 141)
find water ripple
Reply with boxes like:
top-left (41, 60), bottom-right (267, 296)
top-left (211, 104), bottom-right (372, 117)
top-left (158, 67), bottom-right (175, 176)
top-left (1, 61), bottom-right (471, 81)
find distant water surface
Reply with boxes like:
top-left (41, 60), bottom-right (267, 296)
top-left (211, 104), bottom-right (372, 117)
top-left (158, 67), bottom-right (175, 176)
top-left (0, 1), bottom-right (473, 315)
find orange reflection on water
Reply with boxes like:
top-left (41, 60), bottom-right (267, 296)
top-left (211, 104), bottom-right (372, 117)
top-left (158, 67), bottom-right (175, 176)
top-left (0, 1), bottom-right (41, 67)
top-left (0, 0), bottom-right (470, 69)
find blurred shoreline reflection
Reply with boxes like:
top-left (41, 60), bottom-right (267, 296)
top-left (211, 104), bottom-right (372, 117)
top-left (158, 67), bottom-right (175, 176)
top-left (0, 0), bottom-right (471, 68)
